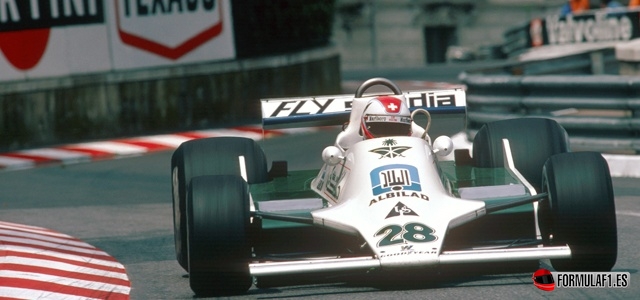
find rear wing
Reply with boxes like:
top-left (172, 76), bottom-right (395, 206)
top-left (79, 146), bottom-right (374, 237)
top-left (261, 89), bottom-right (466, 129)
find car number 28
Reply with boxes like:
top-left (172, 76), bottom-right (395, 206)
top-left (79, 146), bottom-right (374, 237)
top-left (375, 222), bottom-right (437, 247)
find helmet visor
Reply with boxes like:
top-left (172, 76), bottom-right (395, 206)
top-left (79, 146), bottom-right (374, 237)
top-left (533, 274), bottom-right (554, 284)
top-left (364, 115), bottom-right (411, 138)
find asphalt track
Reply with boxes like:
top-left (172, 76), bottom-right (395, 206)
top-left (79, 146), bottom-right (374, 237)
top-left (0, 118), bottom-right (639, 299)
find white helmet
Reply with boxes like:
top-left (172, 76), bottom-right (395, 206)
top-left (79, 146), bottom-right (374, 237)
top-left (361, 96), bottom-right (412, 139)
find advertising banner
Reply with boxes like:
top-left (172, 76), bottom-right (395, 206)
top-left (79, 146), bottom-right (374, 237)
top-left (504, 8), bottom-right (640, 56)
top-left (0, 0), bottom-right (235, 82)
top-left (108, 0), bottom-right (235, 70)
top-left (0, 0), bottom-right (109, 81)
top-left (540, 9), bottom-right (639, 46)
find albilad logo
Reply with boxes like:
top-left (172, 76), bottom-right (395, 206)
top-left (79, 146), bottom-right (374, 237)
top-left (370, 139), bottom-right (411, 159)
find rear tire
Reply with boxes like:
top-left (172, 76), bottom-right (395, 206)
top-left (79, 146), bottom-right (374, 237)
top-left (540, 152), bottom-right (617, 271)
top-left (472, 118), bottom-right (569, 191)
top-left (172, 137), bottom-right (267, 271)
top-left (187, 175), bottom-right (252, 296)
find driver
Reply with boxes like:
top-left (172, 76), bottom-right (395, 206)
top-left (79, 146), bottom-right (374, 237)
top-left (361, 96), bottom-right (412, 139)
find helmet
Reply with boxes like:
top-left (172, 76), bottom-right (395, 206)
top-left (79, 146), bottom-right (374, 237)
top-left (361, 96), bottom-right (412, 139)
top-left (532, 268), bottom-right (555, 291)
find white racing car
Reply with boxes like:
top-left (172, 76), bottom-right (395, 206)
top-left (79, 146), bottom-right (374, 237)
top-left (171, 78), bottom-right (617, 296)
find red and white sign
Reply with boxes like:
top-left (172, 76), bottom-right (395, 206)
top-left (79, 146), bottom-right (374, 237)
top-left (0, 0), bottom-right (110, 81)
top-left (108, 0), bottom-right (235, 69)
top-left (115, 0), bottom-right (224, 59)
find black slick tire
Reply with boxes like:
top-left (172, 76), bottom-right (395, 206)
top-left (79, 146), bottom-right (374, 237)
top-left (540, 152), bottom-right (617, 271)
top-left (172, 137), bottom-right (267, 271)
top-left (187, 175), bottom-right (252, 296)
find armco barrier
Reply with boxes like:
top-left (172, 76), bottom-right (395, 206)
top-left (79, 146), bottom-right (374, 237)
top-left (460, 72), bottom-right (640, 154)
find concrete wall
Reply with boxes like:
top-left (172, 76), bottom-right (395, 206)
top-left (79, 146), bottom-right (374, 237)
top-left (0, 46), bottom-right (341, 152)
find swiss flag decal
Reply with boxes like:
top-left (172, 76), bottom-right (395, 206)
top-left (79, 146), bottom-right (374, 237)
top-left (377, 96), bottom-right (402, 113)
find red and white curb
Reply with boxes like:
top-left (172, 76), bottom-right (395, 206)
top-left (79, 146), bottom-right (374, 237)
top-left (0, 221), bottom-right (130, 300)
top-left (0, 125), bottom-right (315, 171)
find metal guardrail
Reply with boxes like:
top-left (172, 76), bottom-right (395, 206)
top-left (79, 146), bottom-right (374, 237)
top-left (471, 48), bottom-right (618, 76)
top-left (459, 72), bottom-right (640, 154)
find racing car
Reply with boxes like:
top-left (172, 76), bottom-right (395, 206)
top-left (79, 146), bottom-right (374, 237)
top-left (171, 77), bottom-right (617, 296)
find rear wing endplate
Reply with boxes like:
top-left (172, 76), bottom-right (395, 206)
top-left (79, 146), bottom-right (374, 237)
top-left (261, 89), bottom-right (466, 129)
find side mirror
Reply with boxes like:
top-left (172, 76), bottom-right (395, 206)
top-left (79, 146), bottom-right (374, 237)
top-left (433, 136), bottom-right (454, 157)
top-left (322, 146), bottom-right (344, 166)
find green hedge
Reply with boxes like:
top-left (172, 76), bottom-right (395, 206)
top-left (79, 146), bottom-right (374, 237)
top-left (231, 0), bottom-right (335, 58)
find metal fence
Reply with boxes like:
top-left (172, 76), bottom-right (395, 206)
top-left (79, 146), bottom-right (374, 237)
top-left (460, 70), bottom-right (640, 154)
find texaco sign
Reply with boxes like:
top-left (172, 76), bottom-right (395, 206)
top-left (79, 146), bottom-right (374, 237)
top-left (114, 0), bottom-right (226, 60)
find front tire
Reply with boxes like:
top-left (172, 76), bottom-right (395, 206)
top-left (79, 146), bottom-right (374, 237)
top-left (187, 175), bottom-right (252, 296)
top-left (540, 152), bottom-right (617, 271)
top-left (172, 137), bottom-right (268, 271)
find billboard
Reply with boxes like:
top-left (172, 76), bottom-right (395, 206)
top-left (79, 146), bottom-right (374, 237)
top-left (0, 0), bottom-right (235, 82)
top-left (504, 8), bottom-right (640, 56)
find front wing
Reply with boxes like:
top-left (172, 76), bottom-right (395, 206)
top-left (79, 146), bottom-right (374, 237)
top-left (249, 246), bottom-right (570, 276)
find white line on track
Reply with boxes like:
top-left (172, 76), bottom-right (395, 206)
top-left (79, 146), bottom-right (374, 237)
top-left (617, 210), bottom-right (640, 217)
